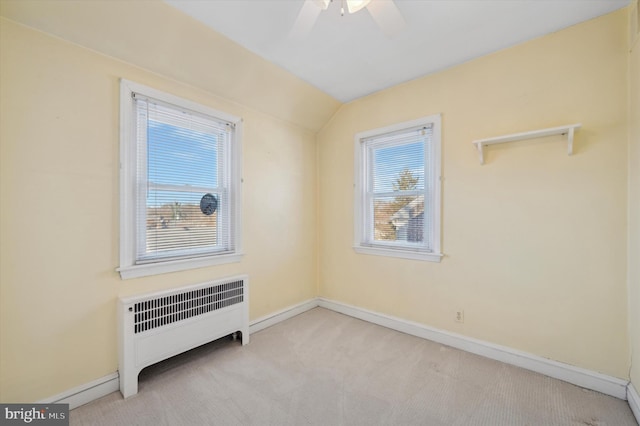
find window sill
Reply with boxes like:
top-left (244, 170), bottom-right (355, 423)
top-left (118, 252), bottom-right (243, 279)
top-left (353, 246), bottom-right (443, 262)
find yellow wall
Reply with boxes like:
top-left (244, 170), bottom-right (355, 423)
top-left (0, 18), bottom-right (319, 402)
top-left (318, 9), bottom-right (630, 378)
top-left (0, 0), bottom-right (340, 132)
top-left (1, 0), bottom-right (636, 405)
top-left (629, 0), bottom-right (640, 388)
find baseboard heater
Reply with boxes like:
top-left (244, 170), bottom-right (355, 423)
top-left (117, 275), bottom-right (249, 398)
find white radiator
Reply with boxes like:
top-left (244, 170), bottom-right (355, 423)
top-left (117, 275), bottom-right (249, 398)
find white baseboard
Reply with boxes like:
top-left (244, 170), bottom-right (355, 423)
top-left (37, 297), bottom-right (634, 414)
top-left (249, 298), bottom-right (319, 334)
top-left (318, 297), bottom-right (629, 400)
top-left (37, 372), bottom-right (119, 410)
top-left (628, 383), bottom-right (640, 425)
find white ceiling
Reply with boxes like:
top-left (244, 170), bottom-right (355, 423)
top-left (165, 0), bottom-right (629, 103)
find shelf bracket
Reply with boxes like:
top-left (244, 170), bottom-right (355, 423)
top-left (567, 126), bottom-right (575, 156)
top-left (476, 142), bottom-right (484, 165)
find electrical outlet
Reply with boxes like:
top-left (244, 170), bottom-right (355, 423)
top-left (455, 310), bottom-right (464, 323)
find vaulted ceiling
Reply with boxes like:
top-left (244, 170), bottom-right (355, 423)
top-left (165, 0), bottom-right (629, 102)
top-left (1, 0), bottom-right (630, 131)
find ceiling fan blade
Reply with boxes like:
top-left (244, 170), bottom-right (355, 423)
top-left (366, 0), bottom-right (406, 37)
top-left (313, 0), bottom-right (331, 10)
top-left (289, 0), bottom-right (322, 40)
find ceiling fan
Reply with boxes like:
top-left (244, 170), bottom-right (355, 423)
top-left (290, 0), bottom-right (406, 39)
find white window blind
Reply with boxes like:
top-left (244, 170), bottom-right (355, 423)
top-left (134, 95), bottom-right (235, 263)
top-left (354, 115), bottom-right (441, 261)
top-left (119, 80), bottom-right (242, 279)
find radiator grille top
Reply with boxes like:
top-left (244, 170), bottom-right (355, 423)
top-left (133, 280), bottom-right (244, 334)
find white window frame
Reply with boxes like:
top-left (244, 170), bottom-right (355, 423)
top-left (118, 79), bottom-right (243, 279)
top-left (354, 114), bottom-right (443, 262)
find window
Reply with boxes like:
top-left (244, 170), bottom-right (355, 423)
top-left (354, 114), bottom-right (442, 262)
top-left (118, 80), bottom-right (242, 279)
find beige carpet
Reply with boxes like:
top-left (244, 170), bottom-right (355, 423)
top-left (70, 308), bottom-right (637, 425)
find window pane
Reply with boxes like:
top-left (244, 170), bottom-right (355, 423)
top-left (120, 81), bottom-right (242, 277)
top-left (373, 195), bottom-right (424, 243)
top-left (354, 115), bottom-right (439, 260)
top-left (144, 190), bottom-right (219, 258)
top-left (373, 141), bottom-right (424, 193)
top-left (148, 121), bottom-right (219, 188)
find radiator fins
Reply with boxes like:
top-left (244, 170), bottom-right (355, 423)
top-left (133, 280), bottom-right (244, 333)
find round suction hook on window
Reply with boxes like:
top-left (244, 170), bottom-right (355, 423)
top-left (200, 193), bottom-right (218, 216)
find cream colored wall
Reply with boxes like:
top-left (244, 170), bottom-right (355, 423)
top-left (0, 0), bottom-right (341, 132)
top-left (318, 9), bottom-right (630, 378)
top-left (0, 18), bottom-right (318, 402)
top-left (629, 0), bottom-right (640, 388)
top-left (0, 0), bottom-right (635, 405)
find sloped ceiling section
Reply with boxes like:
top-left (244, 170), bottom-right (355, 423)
top-left (0, 0), bottom-right (341, 132)
top-left (165, 0), bottom-right (629, 103)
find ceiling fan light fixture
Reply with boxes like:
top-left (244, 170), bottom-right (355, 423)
top-left (346, 0), bottom-right (371, 14)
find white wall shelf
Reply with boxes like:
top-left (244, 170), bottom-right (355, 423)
top-left (472, 123), bottom-right (581, 164)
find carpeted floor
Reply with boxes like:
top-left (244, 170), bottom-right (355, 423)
top-left (70, 308), bottom-right (637, 425)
